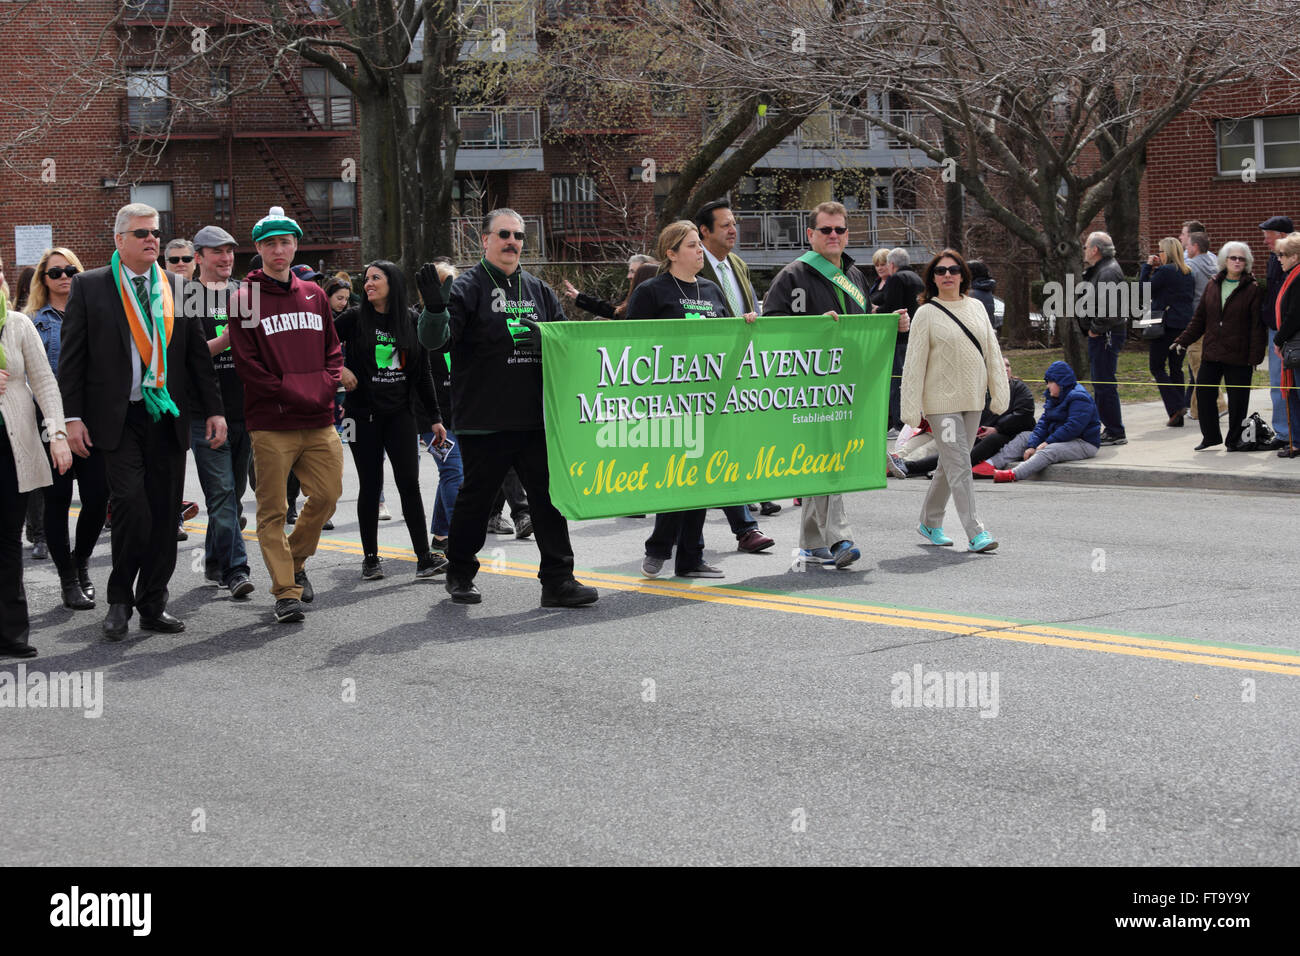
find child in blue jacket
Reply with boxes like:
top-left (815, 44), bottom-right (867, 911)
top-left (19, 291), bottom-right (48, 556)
top-left (986, 361), bottom-right (1101, 481)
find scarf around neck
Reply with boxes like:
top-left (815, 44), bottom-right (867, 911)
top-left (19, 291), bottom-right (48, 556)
top-left (111, 250), bottom-right (179, 421)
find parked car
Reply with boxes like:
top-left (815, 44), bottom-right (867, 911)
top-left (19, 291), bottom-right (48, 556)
top-left (992, 295), bottom-right (1052, 330)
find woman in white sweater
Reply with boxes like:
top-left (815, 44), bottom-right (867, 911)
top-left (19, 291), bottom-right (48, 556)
top-left (0, 256), bottom-right (72, 658)
top-left (899, 249), bottom-right (1009, 553)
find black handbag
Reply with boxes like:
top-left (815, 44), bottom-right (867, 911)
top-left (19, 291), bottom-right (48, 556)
top-left (1139, 307), bottom-right (1165, 340)
top-left (1283, 335), bottom-right (1300, 370)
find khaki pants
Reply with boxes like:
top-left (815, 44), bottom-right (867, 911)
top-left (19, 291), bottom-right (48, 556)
top-left (250, 426), bottom-right (344, 599)
top-left (1186, 340), bottom-right (1227, 419)
top-left (799, 494), bottom-right (854, 551)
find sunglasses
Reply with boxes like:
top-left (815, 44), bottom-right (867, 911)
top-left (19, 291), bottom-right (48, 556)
top-left (1227, 255), bottom-right (1247, 262)
top-left (123, 228), bottom-right (163, 239)
top-left (44, 266), bottom-right (79, 279)
top-left (933, 265), bottom-right (963, 276)
top-left (815, 226), bottom-right (848, 235)
top-left (168, 255), bottom-right (194, 264)
top-left (495, 230), bottom-right (526, 241)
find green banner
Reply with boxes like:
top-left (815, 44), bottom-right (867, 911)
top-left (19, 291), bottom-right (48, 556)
top-left (539, 314), bottom-right (897, 519)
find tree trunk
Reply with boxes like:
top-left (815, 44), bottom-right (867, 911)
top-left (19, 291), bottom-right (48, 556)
top-left (942, 124), bottom-right (963, 250)
top-left (358, 90), bottom-right (402, 263)
top-left (1104, 151), bottom-right (1146, 275)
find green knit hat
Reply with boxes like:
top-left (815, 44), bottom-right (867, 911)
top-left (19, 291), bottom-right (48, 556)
top-left (251, 206), bottom-right (303, 243)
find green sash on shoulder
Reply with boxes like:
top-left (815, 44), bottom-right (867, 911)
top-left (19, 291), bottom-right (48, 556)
top-left (798, 251), bottom-right (866, 313)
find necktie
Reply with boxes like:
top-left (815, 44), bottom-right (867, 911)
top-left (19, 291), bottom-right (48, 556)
top-left (717, 260), bottom-right (742, 316)
top-left (131, 275), bottom-right (153, 333)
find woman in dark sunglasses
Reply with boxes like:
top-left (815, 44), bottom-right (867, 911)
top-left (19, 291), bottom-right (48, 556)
top-left (899, 248), bottom-right (1008, 554)
top-left (27, 246), bottom-right (108, 609)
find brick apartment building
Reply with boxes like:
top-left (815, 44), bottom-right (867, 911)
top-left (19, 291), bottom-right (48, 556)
top-left (1, 0), bottom-right (941, 288)
top-left (1141, 80), bottom-right (1300, 271)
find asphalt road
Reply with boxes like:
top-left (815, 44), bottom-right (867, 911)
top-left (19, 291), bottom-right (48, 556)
top-left (2, 455), bottom-right (1298, 866)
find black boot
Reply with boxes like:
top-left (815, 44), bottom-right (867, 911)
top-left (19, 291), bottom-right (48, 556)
top-left (77, 562), bottom-right (95, 601)
top-left (60, 573), bottom-right (94, 611)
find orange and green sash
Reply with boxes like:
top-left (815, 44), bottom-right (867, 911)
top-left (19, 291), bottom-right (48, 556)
top-left (111, 250), bottom-right (179, 420)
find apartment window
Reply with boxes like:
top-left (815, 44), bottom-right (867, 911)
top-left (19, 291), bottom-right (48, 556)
top-left (551, 174), bottom-right (597, 232)
top-left (124, 0), bottom-right (170, 16)
top-left (131, 183), bottom-right (174, 239)
top-left (213, 181), bottom-right (231, 221)
top-left (652, 173), bottom-right (680, 218)
top-left (303, 68), bottom-right (354, 128)
top-left (209, 67), bottom-right (231, 101)
top-left (126, 70), bottom-right (169, 130)
top-left (1218, 115), bottom-right (1300, 174)
top-left (306, 180), bottom-right (357, 238)
top-left (650, 73), bottom-right (686, 117)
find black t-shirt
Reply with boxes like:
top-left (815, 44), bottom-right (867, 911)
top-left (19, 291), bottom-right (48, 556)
top-left (192, 279), bottom-right (244, 423)
top-left (335, 306), bottom-right (440, 422)
top-left (446, 261), bottom-right (565, 432)
top-left (623, 274), bottom-right (730, 320)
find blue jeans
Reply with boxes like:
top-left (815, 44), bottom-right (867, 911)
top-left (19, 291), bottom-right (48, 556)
top-left (1087, 329), bottom-right (1125, 436)
top-left (190, 418), bottom-right (250, 584)
top-left (888, 339), bottom-right (907, 428)
top-left (1267, 344), bottom-right (1291, 441)
top-left (421, 429), bottom-right (463, 538)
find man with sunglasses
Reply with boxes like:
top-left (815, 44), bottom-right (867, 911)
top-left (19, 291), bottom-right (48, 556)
top-left (761, 201), bottom-right (873, 570)
top-left (58, 203), bottom-right (226, 640)
top-left (164, 239), bottom-right (197, 282)
top-left (875, 248), bottom-right (923, 435)
top-left (416, 208), bottom-right (598, 608)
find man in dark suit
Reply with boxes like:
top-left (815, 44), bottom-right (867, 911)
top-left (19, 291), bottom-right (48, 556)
top-left (694, 198), bottom-right (779, 549)
top-left (59, 202), bottom-right (226, 640)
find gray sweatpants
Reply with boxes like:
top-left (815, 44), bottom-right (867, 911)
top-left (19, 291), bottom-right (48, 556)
top-left (922, 411), bottom-right (984, 541)
top-left (800, 494), bottom-right (854, 550)
top-left (989, 430), bottom-right (1098, 478)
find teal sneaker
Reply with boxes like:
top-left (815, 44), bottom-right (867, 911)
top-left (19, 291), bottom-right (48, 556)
top-left (917, 523), bottom-right (953, 547)
top-left (968, 531), bottom-right (998, 553)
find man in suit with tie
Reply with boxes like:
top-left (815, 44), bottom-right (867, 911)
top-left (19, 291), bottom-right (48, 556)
top-left (694, 198), bottom-right (778, 553)
top-left (59, 203), bottom-right (226, 640)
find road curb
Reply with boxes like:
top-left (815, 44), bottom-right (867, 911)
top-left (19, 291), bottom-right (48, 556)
top-left (1033, 462), bottom-right (1300, 494)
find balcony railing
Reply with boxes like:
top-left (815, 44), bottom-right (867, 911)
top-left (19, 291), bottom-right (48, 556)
top-left (704, 106), bottom-right (940, 152)
top-left (452, 215), bottom-right (545, 262)
top-left (736, 208), bottom-right (931, 253)
top-left (454, 106), bottom-right (541, 148)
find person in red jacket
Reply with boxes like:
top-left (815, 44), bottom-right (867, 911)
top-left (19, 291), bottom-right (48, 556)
top-left (228, 207), bottom-right (344, 624)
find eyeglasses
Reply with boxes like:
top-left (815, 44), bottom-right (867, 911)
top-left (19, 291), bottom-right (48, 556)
top-left (44, 266), bottom-right (79, 279)
top-left (1227, 255), bottom-right (1247, 262)
top-left (496, 230), bottom-right (526, 241)
top-left (123, 228), bottom-right (163, 239)
top-left (167, 255), bottom-right (194, 264)
top-left (815, 226), bottom-right (848, 235)
top-left (933, 265), bottom-right (963, 276)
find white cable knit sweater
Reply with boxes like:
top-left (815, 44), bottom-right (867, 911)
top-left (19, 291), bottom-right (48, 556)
top-left (0, 309), bottom-right (66, 492)
top-left (899, 295), bottom-right (1009, 426)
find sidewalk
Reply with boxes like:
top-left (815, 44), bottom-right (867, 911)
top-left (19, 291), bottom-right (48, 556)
top-left (1039, 388), bottom-right (1300, 494)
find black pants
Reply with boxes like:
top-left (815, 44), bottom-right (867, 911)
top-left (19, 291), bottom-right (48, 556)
top-left (907, 428), bottom-right (1021, 476)
top-left (103, 404), bottom-right (185, 614)
top-left (24, 489), bottom-right (43, 544)
top-left (42, 443), bottom-right (108, 580)
top-left (448, 430), bottom-right (574, 586)
top-left (348, 407), bottom-right (427, 557)
top-left (646, 510), bottom-right (707, 574)
top-left (490, 468), bottom-right (529, 520)
top-left (1196, 361), bottom-right (1252, 447)
top-left (1149, 327), bottom-right (1187, 417)
top-left (0, 431), bottom-right (30, 644)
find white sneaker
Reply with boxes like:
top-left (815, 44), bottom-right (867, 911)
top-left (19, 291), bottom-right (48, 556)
top-left (886, 452), bottom-right (908, 479)
top-left (378, 502), bottom-right (392, 521)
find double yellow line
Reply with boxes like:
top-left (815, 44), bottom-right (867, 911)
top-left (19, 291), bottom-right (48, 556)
top-left (198, 520), bottom-right (1300, 677)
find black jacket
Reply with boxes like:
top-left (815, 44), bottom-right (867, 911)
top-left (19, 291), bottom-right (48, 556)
top-left (878, 267), bottom-right (924, 344)
top-left (1176, 273), bottom-right (1265, 367)
top-left (762, 252), bottom-right (872, 317)
top-left (1079, 255), bottom-right (1128, 334)
top-left (985, 377), bottom-right (1036, 435)
top-left (1273, 269), bottom-right (1300, 350)
top-left (59, 265), bottom-right (222, 451)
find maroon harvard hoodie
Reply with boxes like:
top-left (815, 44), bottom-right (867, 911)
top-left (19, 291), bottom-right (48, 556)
top-left (229, 270), bottom-right (343, 430)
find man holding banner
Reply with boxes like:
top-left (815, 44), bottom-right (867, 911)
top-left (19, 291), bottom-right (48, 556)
top-left (417, 209), bottom-right (598, 608)
top-left (761, 201), bottom-right (874, 569)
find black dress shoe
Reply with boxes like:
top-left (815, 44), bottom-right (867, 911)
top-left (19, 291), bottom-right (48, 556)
top-left (759, 501), bottom-right (782, 516)
top-left (1194, 440), bottom-right (1222, 451)
top-left (32, 540), bottom-right (48, 560)
top-left (0, 640), bottom-right (38, 659)
top-left (541, 579), bottom-right (599, 608)
top-left (103, 603), bottom-right (131, 641)
top-left (1279, 446), bottom-right (1300, 458)
top-left (446, 576), bottom-right (482, 604)
top-left (61, 579), bottom-right (94, 611)
top-left (139, 611), bottom-right (185, 633)
top-left (77, 563), bottom-right (95, 601)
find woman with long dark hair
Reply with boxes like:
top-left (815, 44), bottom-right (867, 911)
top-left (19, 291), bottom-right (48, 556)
top-left (29, 247), bottom-right (108, 608)
top-left (335, 261), bottom-right (447, 579)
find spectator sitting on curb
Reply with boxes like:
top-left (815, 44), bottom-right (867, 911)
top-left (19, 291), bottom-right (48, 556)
top-left (891, 358), bottom-right (1035, 479)
top-left (985, 361), bottom-right (1101, 482)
